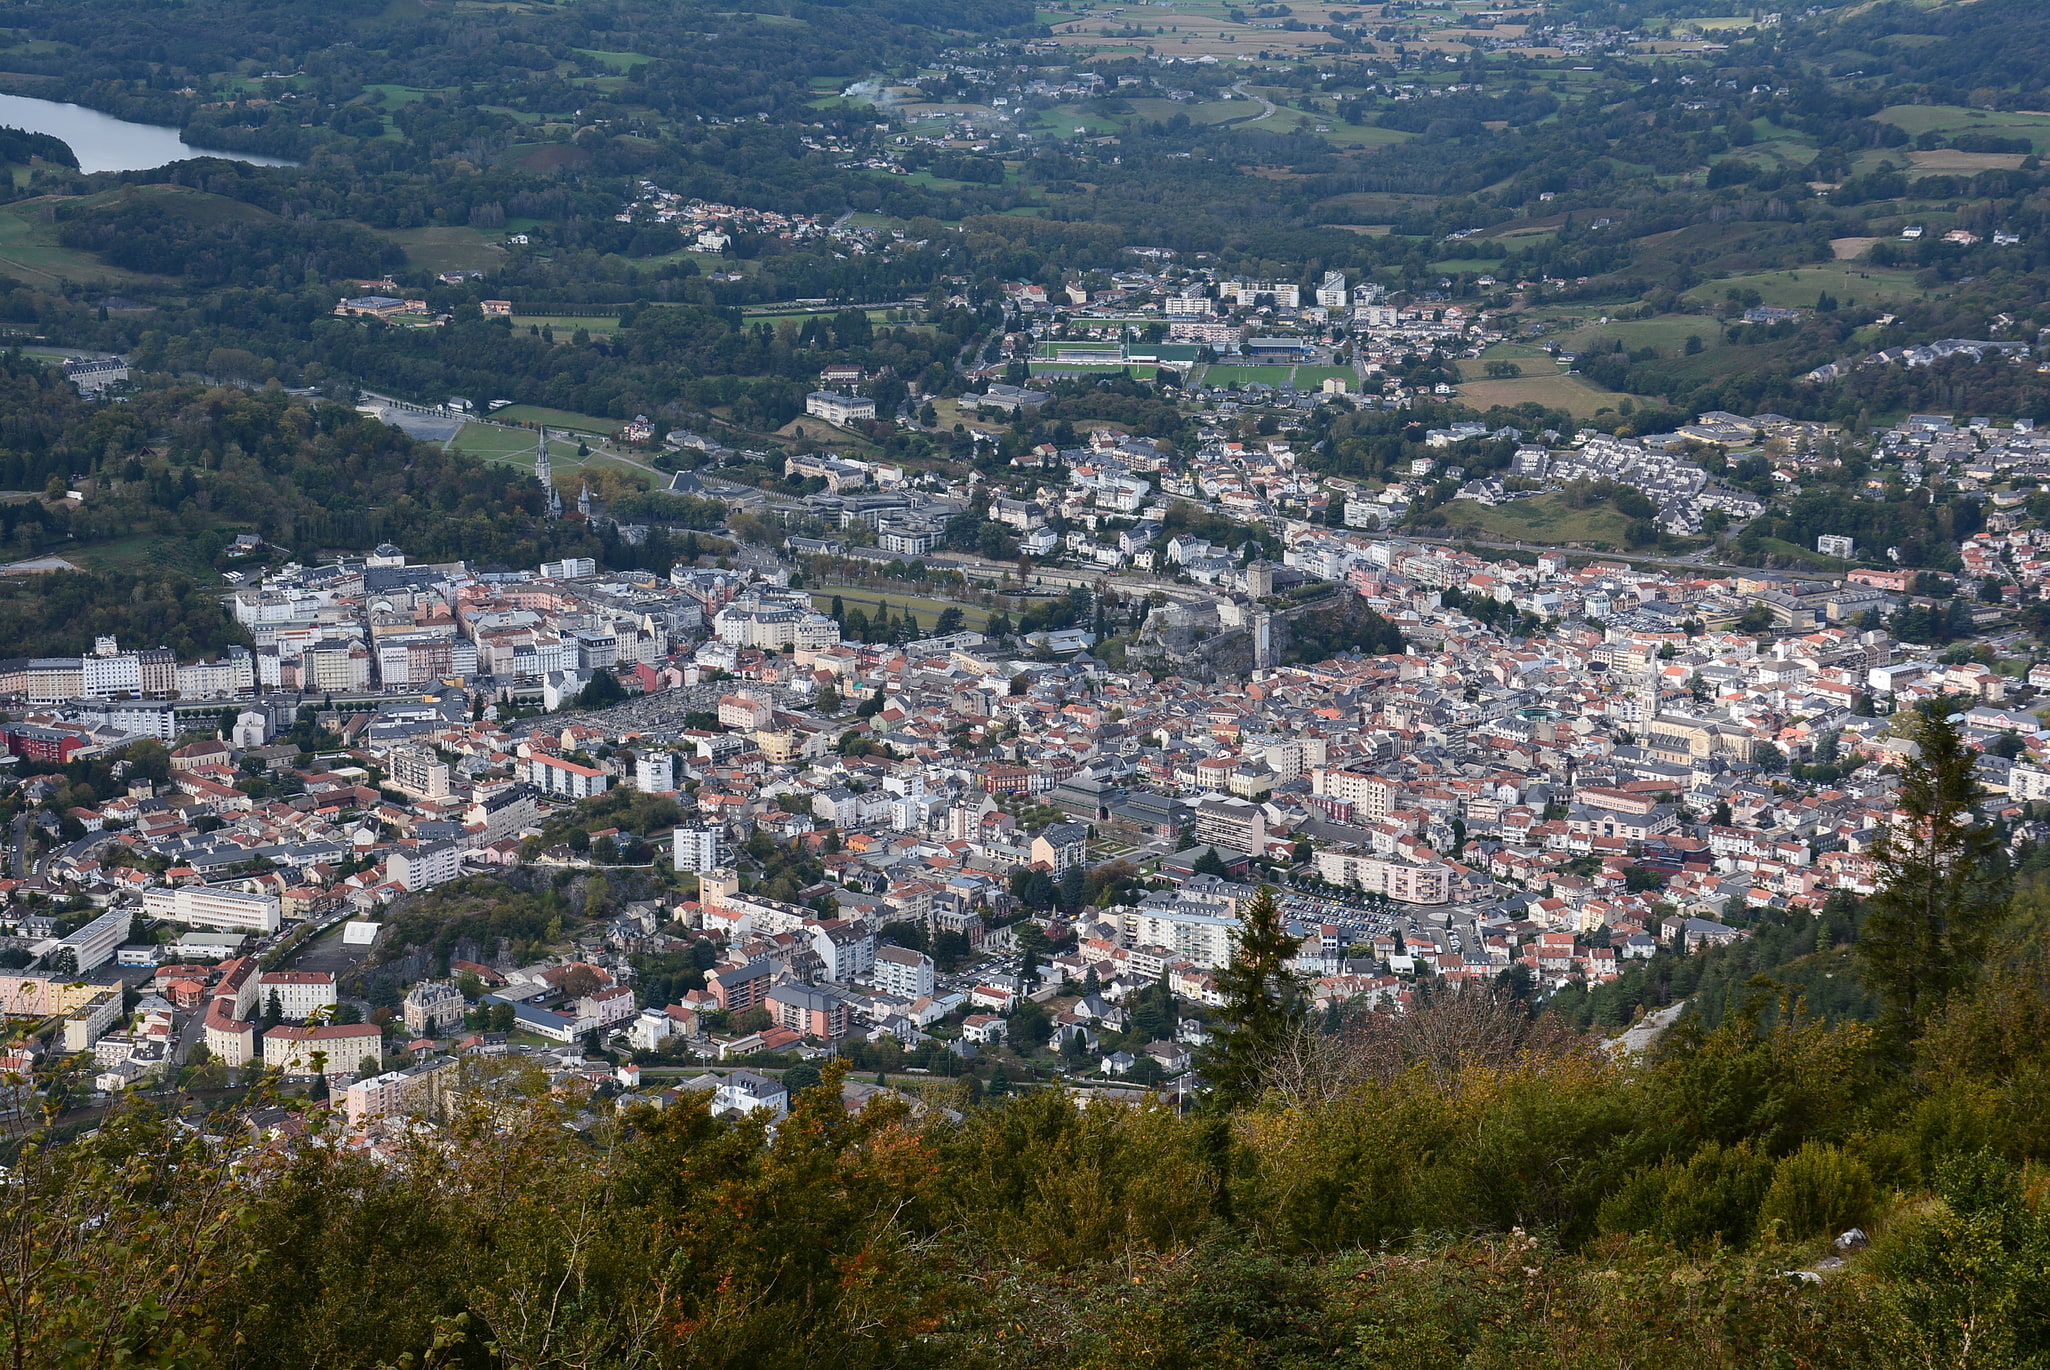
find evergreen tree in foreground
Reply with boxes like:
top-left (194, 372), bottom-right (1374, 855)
top-left (1858, 702), bottom-right (2007, 1034)
top-left (1202, 883), bottom-right (1306, 1106)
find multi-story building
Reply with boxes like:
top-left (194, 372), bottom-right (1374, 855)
top-left (345, 1056), bottom-right (457, 1125)
top-left (387, 746), bottom-right (452, 800)
top-left (1194, 797), bottom-right (1266, 854)
top-left (671, 824), bottom-right (721, 873)
top-left (388, 843), bottom-right (462, 892)
top-left (529, 754), bottom-right (610, 800)
top-left (262, 1023), bottom-right (384, 1079)
top-left (805, 390), bottom-right (875, 425)
top-left (635, 751), bottom-right (680, 794)
top-left (1313, 851), bottom-right (1451, 905)
top-left (764, 982), bottom-right (850, 1040)
top-left (203, 999), bottom-right (254, 1066)
top-left (255, 971), bottom-right (338, 1021)
top-left (53, 907), bottom-right (134, 974)
top-left (141, 887), bottom-right (282, 936)
top-left (872, 945), bottom-right (935, 999)
top-left (402, 981), bottom-right (465, 1036)
top-left (807, 919), bottom-right (875, 984)
top-left (708, 957), bottom-right (776, 1014)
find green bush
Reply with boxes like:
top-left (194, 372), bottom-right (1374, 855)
top-left (1759, 1143), bottom-right (1875, 1242)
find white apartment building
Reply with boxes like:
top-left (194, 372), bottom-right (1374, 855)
top-left (872, 945), bottom-right (935, 999)
top-left (388, 843), bottom-right (462, 892)
top-left (529, 753), bottom-right (611, 799)
top-left (345, 1056), bottom-right (456, 1125)
top-left (635, 750), bottom-right (680, 794)
top-left (141, 886), bottom-right (282, 936)
top-left (805, 390), bottom-right (876, 425)
top-left (1118, 905), bottom-right (1240, 969)
top-left (672, 824), bottom-right (721, 873)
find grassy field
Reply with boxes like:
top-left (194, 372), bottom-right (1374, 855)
top-left (0, 194), bottom-right (176, 287)
top-left (72, 533), bottom-right (226, 578)
top-left (510, 314), bottom-right (623, 336)
top-left (1872, 104), bottom-right (2050, 154)
top-left (1200, 364), bottom-right (1301, 387)
top-left (575, 48), bottom-right (656, 71)
top-left (1906, 148), bottom-right (2028, 173)
top-left (1682, 264), bottom-right (1929, 311)
top-left (388, 225), bottom-right (503, 274)
top-left (808, 585), bottom-right (989, 632)
top-left (365, 83), bottom-right (443, 107)
top-left (1455, 372), bottom-right (1650, 421)
top-left (1543, 313), bottom-right (1727, 357)
top-left (490, 405), bottom-right (619, 435)
top-left (1436, 493), bottom-right (1642, 548)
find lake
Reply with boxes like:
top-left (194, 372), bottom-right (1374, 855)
top-left (0, 92), bottom-right (296, 173)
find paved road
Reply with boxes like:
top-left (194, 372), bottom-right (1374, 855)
top-left (1226, 81), bottom-right (1277, 123)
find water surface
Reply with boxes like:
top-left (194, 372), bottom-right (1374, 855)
top-left (0, 92), bottom-right (297, 173)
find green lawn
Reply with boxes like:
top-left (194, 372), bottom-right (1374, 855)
top-left (1454, 372), bottom-right (1652, 422)
top-left (575, 47), bottom-right (655, 71)
top-left (1201, 365), bottom-right (1302, 387)
top-left (1430, 257), bottom-right (1505, 275)
top-left (1682, 264), bottom-right (1930, 312)
top-left (490, 405), bottom-right (620, 435)
top-left (388, 225), bottom-right (503, 274)
top-left (1871, 104), bottom-right (2050, 154)
top-left (510, 314), bottom-right (623, 336)
top-left (1546, 314), bottom-right (1726, 358)
top-left (365, 83), bottom-right (444, 107)
top-left (1436, 493), bottom-right (1646, 549)
top-left (72, 533), bottom-right (227, 578)
top-left (808, 586), bottom-right (989, 632)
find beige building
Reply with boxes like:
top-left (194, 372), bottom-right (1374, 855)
top-left (263, 1024), bottom-right (384, 1079)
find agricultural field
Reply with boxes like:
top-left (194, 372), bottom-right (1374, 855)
top-left (1454, 372), bottom-right (1652, 422)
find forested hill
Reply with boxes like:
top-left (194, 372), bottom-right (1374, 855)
top-left (0, 354), bottom-right (714, 657)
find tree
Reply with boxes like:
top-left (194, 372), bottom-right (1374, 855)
top-left (560, 965), bottom-right (603, 1000)
top-left (934, 606), bottom-right (965, 635)
top-left (1191, 846), bottom-right (1231, 879)
top-left (261, 989), bottom-right (284, 1029)
top-left (1858, 705), bottom-right (2006, 1034)
top-left (816, 684), bottom-right (841, 714)
top-left (576, 671), bottom-right (627, 709)
top-left (1201, 884), bottom-right (1305, 1107)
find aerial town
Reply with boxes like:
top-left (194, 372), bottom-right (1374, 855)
top-left (3, 332), bottom-right (2043, 1147)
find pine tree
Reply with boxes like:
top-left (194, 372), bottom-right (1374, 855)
top-left (1202, 884), bottom-right (1305, 1107)
top-left (1858, 704), bottom-right (2007, 1033)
